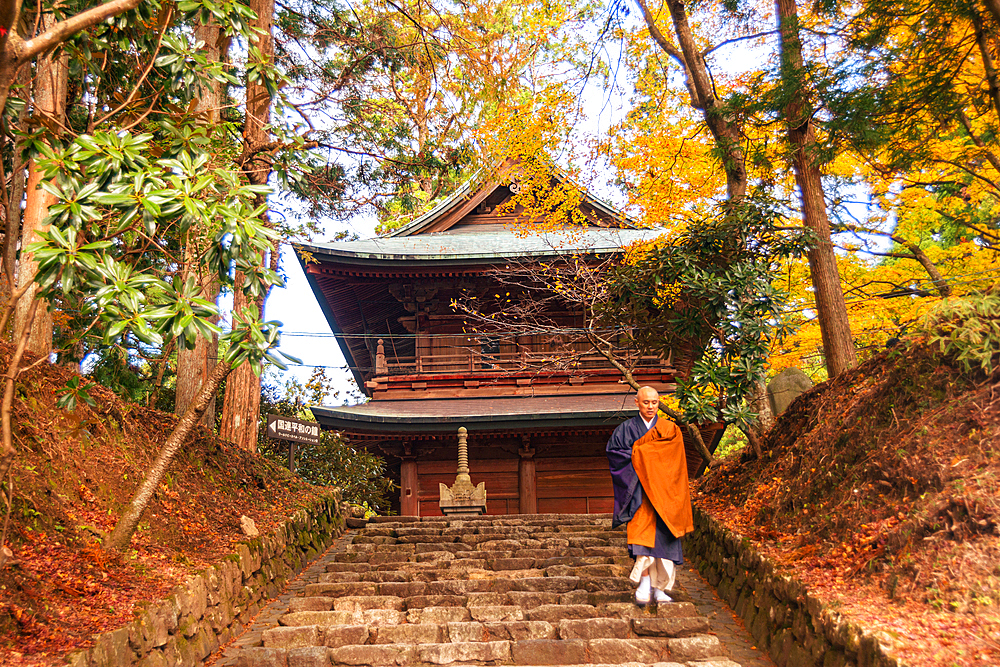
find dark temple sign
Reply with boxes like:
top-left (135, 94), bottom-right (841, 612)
top-left (266, 414), bottom-right (321, 446)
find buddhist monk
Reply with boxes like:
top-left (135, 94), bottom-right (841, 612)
top-left (606, 386), bottom-right (694, 605)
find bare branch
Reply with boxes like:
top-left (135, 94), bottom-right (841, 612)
top-left (701, 30), bottom-right (777, 58)
top-left (95, 6), bottom-right (173, 126)
top-left (634, 0), bottom-right (702, 109)
top-left (586, 325), bottom-right (717, 467)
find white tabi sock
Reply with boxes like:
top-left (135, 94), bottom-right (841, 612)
top-left (635, 574), bottom-right (652, 604)
top-left (653, 587), bottom-right (673, 603)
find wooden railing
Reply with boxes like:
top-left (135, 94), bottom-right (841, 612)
top-left (374, 344), bottom-right (671, 377)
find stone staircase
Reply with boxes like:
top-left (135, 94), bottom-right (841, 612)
top-left (237, 514), bottom-right (741, 667)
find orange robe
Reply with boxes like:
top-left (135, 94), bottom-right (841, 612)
top-left (625, 419), bottom-right (693, 549)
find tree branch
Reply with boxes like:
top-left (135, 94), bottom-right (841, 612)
top-left (833, 221), bottom-right (953, 298)
top-left (585, 327), bottom-right (717, 467)
top-left (957, 109), bottom-right (1000, 175)
top-left (94, 6), bottom-right (172, 126)
top-left (634, 0), bottom-right (702, 109)
top-left (19, 0), bottom-right (143, 68)
top-left (889, 235), bottom-right (952, 297)
top-left (701, 30), bottom-right (777, 58)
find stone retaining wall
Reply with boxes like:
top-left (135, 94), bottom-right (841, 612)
top-left (686, 506), bottom-right (902, 667)
top-left (66, 490), bottom-right (347, 667)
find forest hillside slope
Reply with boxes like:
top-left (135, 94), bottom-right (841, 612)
top-left (696, 342), bottom-right (1000, 667)
top-left (0, 343), bottom-right (328, 665)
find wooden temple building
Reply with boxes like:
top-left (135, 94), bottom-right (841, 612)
top-left (296, 172), bottom-right (724, 516)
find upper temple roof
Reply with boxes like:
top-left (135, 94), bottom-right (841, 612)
top-left (295, 227), bottom-right (663, 266)
top-left (296, 164), bottom-right (661, 264)
top-left (385, 164), bottom-right (632, 237)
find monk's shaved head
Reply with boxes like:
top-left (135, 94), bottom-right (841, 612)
top-left (635, 386), bottom-right (659, 421)
top-left (637, 386), bottom-right (658, 401)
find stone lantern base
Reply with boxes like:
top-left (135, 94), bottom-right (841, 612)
top-left (438, 426), bottom-right (487, 515)
top-left (439, 480), bottom-right (487, 516)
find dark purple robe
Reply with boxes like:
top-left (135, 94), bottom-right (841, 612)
top-left (606, 414), bottom-right (683, 564)
top-left (607, 414), bottom-right (652, 528)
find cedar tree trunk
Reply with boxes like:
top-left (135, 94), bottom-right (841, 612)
top-left (174, 22), bottom-right (229, 424)
top-left (218, 281), bottom-right (263, 452)
top-left (776, 0), bottom-right (857, 378)
top-left (219, 0), bottom-right (276, 450)
top-left (14, 27), bottom-right (68, 358)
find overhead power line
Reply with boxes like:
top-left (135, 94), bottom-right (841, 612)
top-left (281, 265), bottom-right (1000, 339)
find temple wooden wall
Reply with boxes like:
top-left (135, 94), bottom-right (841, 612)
top-left (415, 456), bottom-right (612, 517)
top-left (536, 457), bottom-right (614, 514)
top-left (417, 459), bottom-right (519, 516)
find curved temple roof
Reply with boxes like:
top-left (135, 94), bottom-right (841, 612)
top-left (311, 392), bottom-right (639, 434)
top-left (296, 227), bottom-right (665, 267)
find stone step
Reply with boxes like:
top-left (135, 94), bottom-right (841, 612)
top-left (234, 515), bottom-right (740, 667)
top-left (320, 557), bottom-right (632, 581)
top-left (349, 538), bottom-right (626, 550)
top-left (263, 620), bottom-right (713, 646)
top-left (367, 513), bottom-right (612, 525)
top-left (354, 526), bottom-right (616, 537)
top-left (280, 598), bottom-right (701, 625)
top-left (243, 634), bottom-right (725, 666)
top-left (360, 524), bottom-right (609, 534)
top-left (304, 575), bottom-right (639, 598)
top-left (349, 535), bottom-right (625, 544)
top-left (335, 537), bottom-right (625, 563)
top-left (281, 599), bottom-right (648, 623)
top-left (300, 574), bottom-right (633, 608)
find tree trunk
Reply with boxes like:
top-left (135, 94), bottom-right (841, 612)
top-left (174, 240), bottom-right (219, 425)
top-left (776, 0), bottom-right (857, 378)
top-left (105, 360), bottom-right (233, 551)
top-left (218, 283), bottom-right (263, 452)
top-left (174, 326), bottom-right (217, 425)
top-left (1, 65), bottom-right (29, 310)
top-left (743, 378), bottom-right (773, 458)
top-left (0, 295), bottom-right (40, 486)
top-left (148, 339), bottom-right (174, 409)
top-left (14, 34), bottom-right (67, 359)
top-left (218, 363), bottom-right (260, 450)
top-left (239, 0), bottom-right (276, 191)
top-left (192, 20), bottom-right (230, 125)
top-left (219, 0), bottom-right (277, 450)
top-left (749, 378), bottom-right (774, 431)
top-left (174, 21), bottom-right (230, 424)
top-left (638, 0), bottom-right (748, 200)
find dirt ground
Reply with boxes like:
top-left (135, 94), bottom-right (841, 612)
top-left (696, 344), bottom-right (1000, 666)
top-left (0, 346), bottom-right (327, 665)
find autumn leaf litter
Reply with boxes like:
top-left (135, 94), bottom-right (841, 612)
top-left (0, 342), bottom-right (328, 665)
top-left (696, 342), bottom-right (1000, 667)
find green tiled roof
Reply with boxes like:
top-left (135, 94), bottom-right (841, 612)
top-left (311, 392), bottom-right (637, 433)
top-left (297, 228), bottom-right (665, 264)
